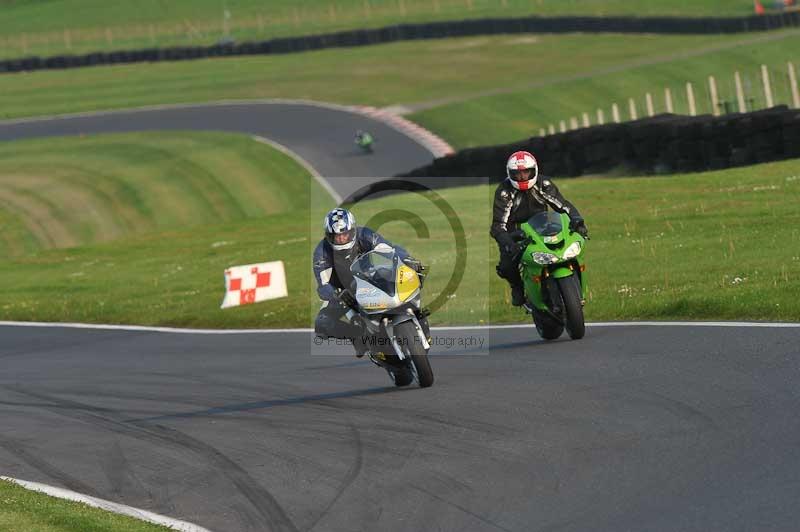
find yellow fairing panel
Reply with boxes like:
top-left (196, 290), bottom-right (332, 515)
top-left (397, 264), bottom-right (420, 302)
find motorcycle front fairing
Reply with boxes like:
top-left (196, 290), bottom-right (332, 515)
top-left (349, 248), bottom-right (429, 355)
top-left (519, 211), bottom-right (587, 311)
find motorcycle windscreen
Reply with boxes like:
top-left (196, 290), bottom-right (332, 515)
top-left (527, 211), bottom-right (563, 237)
top-left (350, 249), bottom-right (398, 297)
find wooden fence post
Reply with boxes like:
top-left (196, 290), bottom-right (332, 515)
top-left (686, 82), bottom-right (697, 116)
top-left (664, 87), bottom-right (674, 113)
top-left (761, 64), bottom-right (774, 108)
top-left (735, 71), bottom-right (747, 113)
top-left (612, 103), bottom-right (621, 123)
top-left (596, 109), bottom-right (605, 125)
top-left (788, 62), bottom-right (800, 108)
top-left (628, 98), bottom-right (638, 120)
top-left (645, 92), bottom-right (655, 117)
top-left (709, 75), bottom-right (720, 116)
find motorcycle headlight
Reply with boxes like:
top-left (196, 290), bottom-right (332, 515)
top-left (532, 252), bottom-right (560, 265)
top-left (563, 242), bottom-right (582, 259)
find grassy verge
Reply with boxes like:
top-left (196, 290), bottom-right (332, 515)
top-left (410, 30), bottom-right (800, 148)
top-left (0, 0), bottom-right (750, 59)
top-left (0, 132), bottom-right (311, 257)
top-left (0, 479), bottom-right (171, 532)
top-left (1, 151), bottom-right (798, 327)
top-left (0, 32), bottom-right (787, 122)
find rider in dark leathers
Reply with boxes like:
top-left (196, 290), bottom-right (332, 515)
top-left (314, 208), bottom-right (423, 355)
top-left (490, 150), bottom-right (589, 307)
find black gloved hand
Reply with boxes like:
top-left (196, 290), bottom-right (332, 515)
top-left (569, 219), bottom-right (590, 239)
top-left (338, 289), bottom-right (358, 309)
top-left (403, 257), bottom-right (425, 273)
top-left (498, 233), bottom-right (518, 256)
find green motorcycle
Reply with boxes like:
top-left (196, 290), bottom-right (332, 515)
top-left (513, 211), bottom-right (588, 340)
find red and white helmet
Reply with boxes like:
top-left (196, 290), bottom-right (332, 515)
top-left (505, 150), bottom-right (539, 191)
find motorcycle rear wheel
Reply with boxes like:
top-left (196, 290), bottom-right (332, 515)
top-left (389, 367), bottom-right (414, 387)
top-left (533, 309), bottom-right (564, 340)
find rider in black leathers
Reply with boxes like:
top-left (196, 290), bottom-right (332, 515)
top-left (490, 150), bottom-right (589, 307)
top-left (313, 208), bottom-right (423, 355)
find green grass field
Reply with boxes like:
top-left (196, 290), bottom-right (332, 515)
top-left (0, 0), bottom-right (755, 59)
top-left (3, 30), bottom-right (799, 151)
top-left (0, 132), bottom-right (310, 257)
top-left (1, 132), bottom-right (797, 327)
top-left (0, 479), bottom-right (171, 532)
top-left (409, 30), bottom-right (800, 148)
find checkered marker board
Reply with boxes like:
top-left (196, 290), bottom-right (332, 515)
top-left (221, 261), bottom-right (288, 309)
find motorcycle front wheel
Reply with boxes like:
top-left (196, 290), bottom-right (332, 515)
top-left (396, 321), bottom-right (434, 388)
top-left (557, 274), bottom-right (585, 340)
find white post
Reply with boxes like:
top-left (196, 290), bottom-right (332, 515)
top-left (596, 108), bottom-right (605, 125)
top-left (664, 87), bottom-right (674, 113)
top-left (559, 120), bottom-right (567, 133)
top-left (612, 103), bottom-right (621, 123)
top-left (709, 75), bottom-right (720, 116)
top-left (539, 128), bottom-right (546, 137)
top-left (788, 62), bottom-right (800, 109)
top-left (628, 98), bottom-right (638, 120)
top-left (686, 82), bottom-right (697, 116)
top-left (548, 124), bottom-right (556, 135)
top-left (761, 64), bottom-right (774, 108)
top-left (735, 71), bottom-right (747, 113)
top-left (569, 117), bottom-right (579, 130)
top-left (582, 112), bottom-right (591, 128)
top-left (645, 92), bottom-right (655, 117)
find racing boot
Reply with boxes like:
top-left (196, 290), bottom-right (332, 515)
top-left (510, 282), bottom-right (526, 307)
top-left (353, 341), bottom-right (369, 358)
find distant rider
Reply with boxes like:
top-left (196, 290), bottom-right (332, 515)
top-left (354, 130), bottom-right (374, 151)
top-left (490, 150), bottom-right (589, 306)
top-left (313, 208), bottom-right (424, 356)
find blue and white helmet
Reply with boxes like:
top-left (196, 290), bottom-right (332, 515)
top-left (324, 208), bottom-right (357, 250)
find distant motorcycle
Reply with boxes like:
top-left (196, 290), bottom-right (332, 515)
top-left (340, 245), bottom-right (434, 388)
top-left (354, 130), bottom-right (374, 153)
top-left (512, 211), bottom-right (588, 340)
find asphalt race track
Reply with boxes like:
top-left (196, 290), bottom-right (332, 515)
top-left (1, 324), bottom-right (799, 531)
top-left (2, 104), bottom-right (800, 531)
top-left (0, 102), bottom-right (435, 201)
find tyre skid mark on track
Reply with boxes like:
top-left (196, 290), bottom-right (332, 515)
top-left (409, 484), bottom-right (515, 532)
top-left (0, 437), bottom-right (101, 498)
top-left (2, 386), bottom-right (299, 532)
top-left (305, 420), bottom-right (363, 532)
